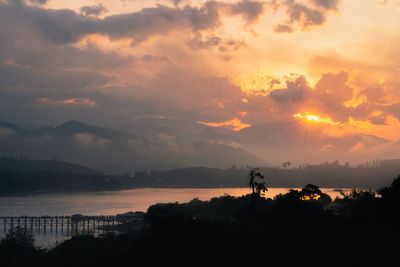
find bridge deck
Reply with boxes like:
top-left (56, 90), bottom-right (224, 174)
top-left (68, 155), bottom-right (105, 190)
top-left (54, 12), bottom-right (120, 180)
top-left (0, 214), bottom-right (144, 234)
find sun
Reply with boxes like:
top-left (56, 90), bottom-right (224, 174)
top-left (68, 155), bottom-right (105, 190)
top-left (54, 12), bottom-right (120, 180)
top-left (304, 114), bottom-right (320, 122)
top-left (294, 112), bottom-right (342, 126)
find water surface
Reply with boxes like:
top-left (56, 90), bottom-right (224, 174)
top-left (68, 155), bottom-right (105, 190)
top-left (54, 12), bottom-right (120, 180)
top-left (0, 188), bottom-right (349, 216)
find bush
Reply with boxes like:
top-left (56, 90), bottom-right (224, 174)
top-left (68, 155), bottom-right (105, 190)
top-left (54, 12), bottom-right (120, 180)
top-left (0, 227), bottom-right (35, 249)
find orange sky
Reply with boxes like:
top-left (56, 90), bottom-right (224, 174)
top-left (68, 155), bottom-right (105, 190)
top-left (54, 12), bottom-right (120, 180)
top-left (1, 0), bottom-right (400, 142)
top-left (67, 0), bottom-right (400, 140)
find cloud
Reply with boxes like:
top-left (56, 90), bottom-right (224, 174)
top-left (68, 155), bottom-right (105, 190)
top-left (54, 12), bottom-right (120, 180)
top-left (275, 0), bottom-right (340, 32)
top-left (80, 4), bottom-right (108, 17)
top-left (198, 117), bottom-right (251, 131)
top-left (0, 0), bottom-right (398, 146)
top-left (359, 87), bottom-right (386, 104)
top-left (73, 133), bottom-right (110, 146)
top-left (0, 0), bottom-right (266, 45)
top-left (269, 75), bottom-right (311, 103)
top-left (286, 1), bottom-right (325, 28)
top-left (274, 23), bottom-right (293, 33)
top-left (227, 0), bottom-right (265, 23)
top-left (186, 33), bottom-right (246, 59)
top-left (349, 142), bottom-right (365, 153)
top-left (157, 133), bottom-right (181, 152)
top-left (314, 72), bottom-right (352, 106)
top-left (262, 70), bottom-right (400, 130)
top-left (187, 34), bottom-right (245, 50)
top-left (37, 98), bottom-right (97, 107)
top-left (387, 103), bottom-right (400, 120)
top-left (319, 144), bottom-right (334, 152)
top-left (168, 0), bottom-right (188, 7)
top-left (29, 0), bottom-right (48, 5)
top-left (369, 116), bottom-right (387, 125)
top-left (311, 0), bottom-right (340, 10)
top-left (0, 128), bottom-right (15, 138)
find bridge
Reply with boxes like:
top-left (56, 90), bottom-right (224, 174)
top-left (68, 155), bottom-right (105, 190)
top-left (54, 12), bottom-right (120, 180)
top-left (0, 213), bottom-right (144, 236)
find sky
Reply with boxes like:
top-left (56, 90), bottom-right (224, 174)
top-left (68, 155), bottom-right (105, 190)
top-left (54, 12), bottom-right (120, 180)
top-left (1, 0), bottom-right (400, 144)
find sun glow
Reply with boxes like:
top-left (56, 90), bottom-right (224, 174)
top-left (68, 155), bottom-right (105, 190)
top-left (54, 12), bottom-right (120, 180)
top-left (198, 117), bottom-right (251, 131)
top-left (294, 113), bottom-right (343, 126)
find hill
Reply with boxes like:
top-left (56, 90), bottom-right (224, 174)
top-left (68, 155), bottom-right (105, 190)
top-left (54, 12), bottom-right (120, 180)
top-left (0, 120), bottom-right (263, 173)
top-left (0, 158), bottom-right (101, 175)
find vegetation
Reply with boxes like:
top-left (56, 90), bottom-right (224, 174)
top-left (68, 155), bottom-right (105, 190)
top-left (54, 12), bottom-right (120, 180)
top-left (1, 159), bottom-right (400, 195)
top-left (130, 160), bottom-right (400, 188)
top-left (1, 175), bottom-right (399, 266)
top-left (248, 166), bottom-right (267, 197)
top-left (0, 227), bottom-right (44, 266)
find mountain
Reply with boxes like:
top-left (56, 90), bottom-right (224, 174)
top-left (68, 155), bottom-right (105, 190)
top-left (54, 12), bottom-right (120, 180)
top-left (232, 121), bottom-right (391, 165)
top-left (117, 117), bottom-right (233, 144)
top-left (0, 158), bottom-right (101, 175)
top-left (116, 117), bottom-right (397, 166)
top-left (0, 120), bottom-right (263, 173)
top-left (1, 118), bottom-right (396, 173)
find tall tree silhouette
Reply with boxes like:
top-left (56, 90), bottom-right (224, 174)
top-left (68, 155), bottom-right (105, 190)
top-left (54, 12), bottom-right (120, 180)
top-left (247, 167), bottom-right (267, 197)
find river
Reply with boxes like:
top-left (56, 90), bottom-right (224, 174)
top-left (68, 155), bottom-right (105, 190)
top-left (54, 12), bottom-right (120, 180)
top-left (0, 188), bottom-right (349, 216)
top-left (0, 188), bottom-right (350, 247)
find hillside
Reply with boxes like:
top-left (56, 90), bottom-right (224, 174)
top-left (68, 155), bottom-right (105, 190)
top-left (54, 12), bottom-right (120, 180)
top-left (0, 120), bottom-right (264, 173)
top-left (0, 158), bottom-right (101, 175)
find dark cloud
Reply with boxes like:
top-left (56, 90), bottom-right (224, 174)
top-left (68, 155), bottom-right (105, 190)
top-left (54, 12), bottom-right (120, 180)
top-left (228, 0), bottom-right (265, 23)
top-left (314, 72), bottom-right (352, 104)
top-left (186, 33), bottom-right (246, 56)
top-left (168, 0), bottom-right (188, 6)
top-left (80, 4), bottom-right (108, 17)
top-left (269, 76), bottom-right (310, 103)
top-left (275, 0), bottom-right (339, 32)
top-left (265, 71), bottom-right (398, 125)
top-left (359, 87), bottom-right (386, 104)
top-left (29, 0), bottom-right (48, 5)
top-left (369, 116), bottom-right (387, 125)
top-left (1, 0), bottom-right (388, 133)
top-left (387, 103), bottom-right (400, 120)
top-left (286, 1), bottom-right (325, 28)
top-left (99, 2), bottom-right (222, 42)
top-left (0, 3), bottom-right (96, 44)
top-left (0, 0), bottom-right (258, 127)
top-left (312, 0), bottom-right (340, 10)
top-left (0, 0), bottom-right (266, 45)
top-left (274, 23), bottom-right (293, 33)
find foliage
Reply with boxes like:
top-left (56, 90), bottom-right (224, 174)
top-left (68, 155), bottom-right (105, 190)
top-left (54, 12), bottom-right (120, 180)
top-left (378, 174), bottom-right (400, 201)
top-left (247, 167), bottom-right (267, 197)
top-left (2, 176), bottom-right (400, 266)
top-left (0, 227), bottom-right (35, 249)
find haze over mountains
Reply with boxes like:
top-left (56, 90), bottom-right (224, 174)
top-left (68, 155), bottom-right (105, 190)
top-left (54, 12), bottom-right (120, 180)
top-left (0, 118), bottom-right (398, 174)
top-left (0, 119), bottom-right (262, 173)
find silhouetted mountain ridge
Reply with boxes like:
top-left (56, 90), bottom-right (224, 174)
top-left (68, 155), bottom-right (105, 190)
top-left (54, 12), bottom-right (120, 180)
top-left (0, 158), bottom-right (101, 175)
top-left (0, 120), bottom-right (263, 173)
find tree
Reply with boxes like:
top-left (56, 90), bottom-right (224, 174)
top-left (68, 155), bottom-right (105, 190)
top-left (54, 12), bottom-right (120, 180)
top-left (0, 227), bottom-right (35, 249)
top-left (378, 175), bottom-right (400, 201)
top-left (299, 184), bottom-right (332, 205)
top-left (247, 167), bottom-right (267, 197)
top-left (281, 161), bottom-right (291, 168)
top-left (300, 184), bottom-right (323, 201)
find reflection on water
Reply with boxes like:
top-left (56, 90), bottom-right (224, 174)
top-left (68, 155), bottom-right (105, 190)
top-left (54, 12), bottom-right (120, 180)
top-left (31, 230), bottom-right (70, 248)
top-left (0, 188), bottom-right (350, 247)
top-left (0, 188), bottom-right (349, 216)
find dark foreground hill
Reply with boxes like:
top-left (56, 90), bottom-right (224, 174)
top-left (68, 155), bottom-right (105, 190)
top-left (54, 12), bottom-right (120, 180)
top-left (1, 176), bottom-right (399, 267)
